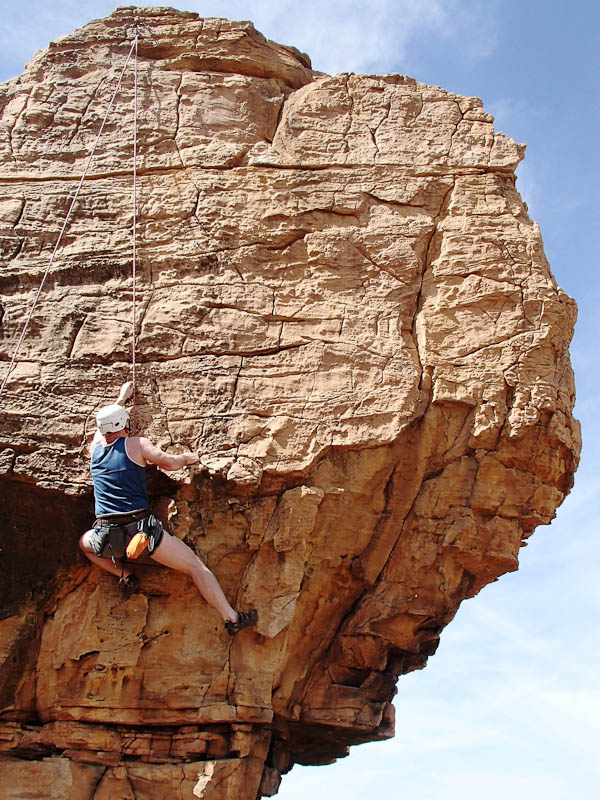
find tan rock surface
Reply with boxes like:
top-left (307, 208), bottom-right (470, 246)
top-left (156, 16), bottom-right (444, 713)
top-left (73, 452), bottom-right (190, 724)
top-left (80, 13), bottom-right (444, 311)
top-left (0, 6), bottom-right (580, 799)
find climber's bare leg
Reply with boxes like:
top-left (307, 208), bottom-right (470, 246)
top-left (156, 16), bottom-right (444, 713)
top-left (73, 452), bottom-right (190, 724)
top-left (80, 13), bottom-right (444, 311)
top-left (150, 532), bottom-right (237, 623)
top-left (79, 530), bottom-right (132, 579)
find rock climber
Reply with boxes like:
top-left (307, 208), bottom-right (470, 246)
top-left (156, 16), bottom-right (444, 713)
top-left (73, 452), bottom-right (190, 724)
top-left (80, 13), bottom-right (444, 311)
top-left (79, 380), bottom-right (257, 636)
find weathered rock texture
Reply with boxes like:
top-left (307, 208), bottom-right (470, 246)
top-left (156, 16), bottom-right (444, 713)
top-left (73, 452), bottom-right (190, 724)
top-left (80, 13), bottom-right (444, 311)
top-left (0, 6), bottom-right (580, 799)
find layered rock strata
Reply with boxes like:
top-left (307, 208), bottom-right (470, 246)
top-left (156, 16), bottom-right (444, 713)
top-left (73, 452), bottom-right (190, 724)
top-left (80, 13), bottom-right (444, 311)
top-left (0, 6), bottom-right (580, 799)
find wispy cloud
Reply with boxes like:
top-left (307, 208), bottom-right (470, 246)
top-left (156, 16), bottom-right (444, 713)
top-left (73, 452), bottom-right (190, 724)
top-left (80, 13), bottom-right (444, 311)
top-left (197, 0), bottom-right (499, 74)
top-left (486, 96), bottom-right (542, 137)
top-left (1, 0), bottom-right (117, 80)
top-left (0, 1), bottom-right (500, 82)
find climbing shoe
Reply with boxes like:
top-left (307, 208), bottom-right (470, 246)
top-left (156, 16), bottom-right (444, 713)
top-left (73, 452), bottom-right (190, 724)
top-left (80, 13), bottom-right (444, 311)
top-left (225, 609), bottom-right (258, 636)
top-left (120, 573), bottom-right (140, 599)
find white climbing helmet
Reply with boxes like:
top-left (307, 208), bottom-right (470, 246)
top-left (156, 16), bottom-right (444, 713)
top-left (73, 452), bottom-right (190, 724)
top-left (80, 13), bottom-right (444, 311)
top-left (96, 403), bottom-right (130, 435)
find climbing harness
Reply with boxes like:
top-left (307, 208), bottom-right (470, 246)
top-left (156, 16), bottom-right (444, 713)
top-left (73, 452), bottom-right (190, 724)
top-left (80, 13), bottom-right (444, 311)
top-left (92, 508), bottom-right (163, 592)
top-left (0, 24), bottom-right (151, 412)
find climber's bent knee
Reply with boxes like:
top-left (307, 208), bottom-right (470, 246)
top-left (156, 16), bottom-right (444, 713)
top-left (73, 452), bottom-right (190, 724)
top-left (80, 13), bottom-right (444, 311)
top-left (82, 523), bottom-right (111, 557)
top-left (80, 530), bottom-right (95, 553)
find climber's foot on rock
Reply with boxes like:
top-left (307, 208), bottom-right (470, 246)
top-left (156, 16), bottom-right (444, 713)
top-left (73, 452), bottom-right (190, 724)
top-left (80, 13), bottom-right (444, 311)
top-left (120, 573), bottom-right (140, 599)
top-left (225, 609), bottom-right (258, 636)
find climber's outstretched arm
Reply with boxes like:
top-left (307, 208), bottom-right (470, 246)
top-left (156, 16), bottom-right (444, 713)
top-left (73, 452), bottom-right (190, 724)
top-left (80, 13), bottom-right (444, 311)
top-left (138, 437), bottom-right (199, 471)
top-left (116, 380), bottom-right (134, 406)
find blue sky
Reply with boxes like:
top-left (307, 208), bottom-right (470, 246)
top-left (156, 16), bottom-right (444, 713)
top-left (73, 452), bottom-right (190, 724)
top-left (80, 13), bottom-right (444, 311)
top-left (1, 1), bottom-right (598, 798)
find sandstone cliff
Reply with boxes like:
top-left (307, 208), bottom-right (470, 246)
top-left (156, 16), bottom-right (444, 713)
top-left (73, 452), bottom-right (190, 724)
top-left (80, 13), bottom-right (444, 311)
top-left (0, 6), bottom-right (580, 799)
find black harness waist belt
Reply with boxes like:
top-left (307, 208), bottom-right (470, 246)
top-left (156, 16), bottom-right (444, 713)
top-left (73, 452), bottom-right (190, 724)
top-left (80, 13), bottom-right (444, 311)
top-left (96, 508), bottom-right (149, 525)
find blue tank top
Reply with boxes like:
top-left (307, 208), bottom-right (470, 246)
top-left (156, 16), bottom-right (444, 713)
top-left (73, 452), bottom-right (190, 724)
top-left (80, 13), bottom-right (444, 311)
top-left (91, 437), bottom-right (149, 516)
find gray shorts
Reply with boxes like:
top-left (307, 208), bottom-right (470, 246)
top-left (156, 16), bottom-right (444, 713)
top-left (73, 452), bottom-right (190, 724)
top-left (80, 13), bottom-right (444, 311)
top-left (89, 512), bottom-right (165, 559)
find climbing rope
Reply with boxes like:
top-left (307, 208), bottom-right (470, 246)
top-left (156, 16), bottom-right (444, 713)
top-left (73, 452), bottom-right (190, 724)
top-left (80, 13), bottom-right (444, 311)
top-left (0, 28), bottom-right (145, 405)
top-left (128, 21), bottom-right (152, 429)
top-left (129, 22), bottom-right (153, 428)
top-left (131, 28), bottom-right (139, 425)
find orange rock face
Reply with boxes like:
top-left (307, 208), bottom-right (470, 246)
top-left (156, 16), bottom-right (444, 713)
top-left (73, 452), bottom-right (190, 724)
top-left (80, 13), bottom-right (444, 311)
top-left (0, 7), bottom-right (580, 798)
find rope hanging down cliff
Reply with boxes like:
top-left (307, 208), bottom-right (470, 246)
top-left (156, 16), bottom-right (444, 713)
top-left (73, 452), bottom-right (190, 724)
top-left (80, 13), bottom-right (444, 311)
top-left (0, 27), bottom-right (146, 405)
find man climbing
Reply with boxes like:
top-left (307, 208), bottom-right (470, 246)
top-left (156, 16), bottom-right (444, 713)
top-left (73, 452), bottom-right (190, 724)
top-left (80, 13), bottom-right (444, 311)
top-left (79, 380), bottom-right (257, 636)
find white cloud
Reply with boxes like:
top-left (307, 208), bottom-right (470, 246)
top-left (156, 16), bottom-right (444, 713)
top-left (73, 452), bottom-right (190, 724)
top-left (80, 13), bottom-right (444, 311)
top-left (423, 769), bottom-right (572, 800)
top-left (195, 0), bottom-right (499, 75)
top-left (486, 95), bottom-right (541, 134)
top-left (514, 159), bottom-right (543, 219)
top-left (1, 1), bottom-right (500, 81)
top-left (0, 0), bottom-right (117, 79)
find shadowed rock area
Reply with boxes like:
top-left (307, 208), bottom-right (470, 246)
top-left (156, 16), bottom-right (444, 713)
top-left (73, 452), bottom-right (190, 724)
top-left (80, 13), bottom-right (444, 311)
top-left (0, 6), bottom-right (580, 798)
